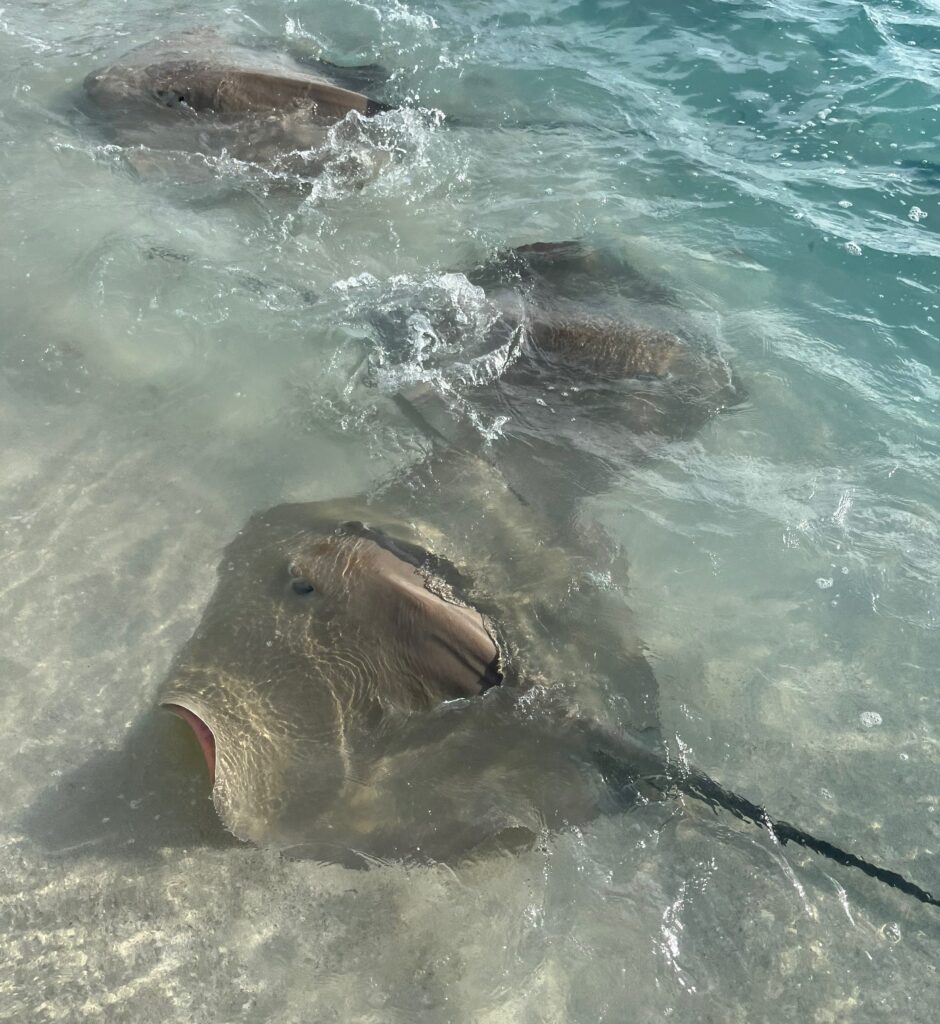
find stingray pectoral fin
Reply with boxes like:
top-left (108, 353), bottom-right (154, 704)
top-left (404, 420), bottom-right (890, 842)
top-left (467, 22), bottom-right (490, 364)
top-left (163, 703), bottom-right (216, 784)
top-left (84, 43), bottom-right (393, 121)
top-left (284, 48), bottom-right (392, 95)
top-left (208, 70), bottom-right (374, 118)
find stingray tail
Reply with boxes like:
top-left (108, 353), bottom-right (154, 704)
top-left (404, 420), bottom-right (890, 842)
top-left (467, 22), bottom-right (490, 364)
top-left (579, 720), bottom-right (939, 908)
top-left (675, 767), bottom-right (939, 907)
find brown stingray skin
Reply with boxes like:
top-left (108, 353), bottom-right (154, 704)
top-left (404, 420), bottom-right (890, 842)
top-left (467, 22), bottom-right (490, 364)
top-left (83, 31), bottom-right (384, 121)
top-left (156, 450), bottom-right (659, 863)
top-left (528, 314), bottom-right (683, 377)
top-left (85, 61), bottom-right (372, 119)
top-left (81, 32), bottom-right (393, 183)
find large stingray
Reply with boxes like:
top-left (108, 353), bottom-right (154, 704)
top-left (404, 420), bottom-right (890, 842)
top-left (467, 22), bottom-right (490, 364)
top-left (158, 449), bottom-right (659, 862)
top-left (156, 446), bottom-right (938, 906)
top-left (80, 30), bottom-right (393, 178)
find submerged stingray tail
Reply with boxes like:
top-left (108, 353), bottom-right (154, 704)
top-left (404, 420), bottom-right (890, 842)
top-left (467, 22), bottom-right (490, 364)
top-left (578, 718), bottom-right (939, 909)
top-left (676, 768), bottom-right (939, 908)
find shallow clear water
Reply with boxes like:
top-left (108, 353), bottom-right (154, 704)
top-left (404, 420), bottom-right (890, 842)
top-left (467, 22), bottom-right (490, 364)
top-left (2, 0), bottom-right (939, 1020)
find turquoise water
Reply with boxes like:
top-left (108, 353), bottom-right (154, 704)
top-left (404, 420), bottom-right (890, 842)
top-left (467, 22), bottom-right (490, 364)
top-left (1, 0), bottom-right (938, 1020)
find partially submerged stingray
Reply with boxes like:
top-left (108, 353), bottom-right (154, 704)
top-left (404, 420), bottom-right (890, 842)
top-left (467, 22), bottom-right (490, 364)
top-left (158, 449), bottom-right (661, 862)
top-left (81, 31), bottom-right (393, 179)
top-left (466, 240), bottom-right (710, 380)
top-left (157, 450), bottom-right (938, 907)
top-left (366, 240), bottom-right (747, 523)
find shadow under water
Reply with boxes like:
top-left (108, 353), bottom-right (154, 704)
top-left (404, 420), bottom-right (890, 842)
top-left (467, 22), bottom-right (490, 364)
top-left (21, 711), bottom-right (237, 862)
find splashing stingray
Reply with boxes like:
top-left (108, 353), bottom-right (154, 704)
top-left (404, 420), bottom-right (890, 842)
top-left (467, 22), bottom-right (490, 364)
top-left (80, 30), bottom-right (393, 179)
top-left (366, 240), bottom-right (748, 525)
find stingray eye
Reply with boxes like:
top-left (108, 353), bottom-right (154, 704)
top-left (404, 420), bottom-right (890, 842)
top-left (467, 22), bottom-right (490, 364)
top-left (288, 562), bottom-right (316, 595)
top-left (155, 88), bottom-right (190, 107)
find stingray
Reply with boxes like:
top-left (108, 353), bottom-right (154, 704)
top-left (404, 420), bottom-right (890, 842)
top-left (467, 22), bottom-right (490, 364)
top-left (365, 240), bottom-right (747, 525)
top-left (158, 448), bottom-right (659, 859)
top-left (156, 447), bottom-right (938, 907)
top-left (80, 30), bottom-right (393, 179)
